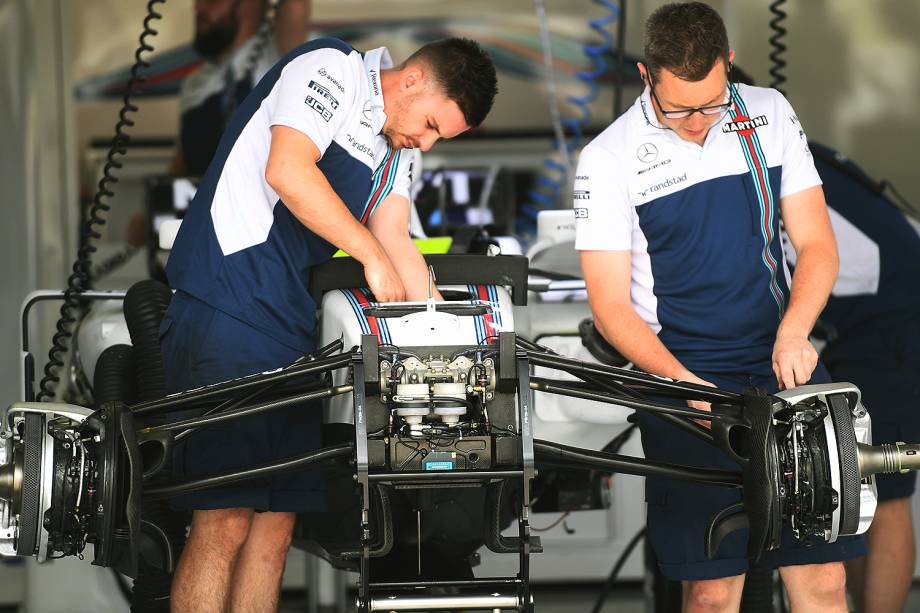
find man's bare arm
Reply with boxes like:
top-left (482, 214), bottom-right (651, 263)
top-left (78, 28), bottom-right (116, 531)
top-left (581, 250), bottom-right (705, 383)
top-left (774, 184), bottom-right (839, 389)
top-left (265, 125), bottom-right (405, 301)
top-left (367, 193), bottom-right (442, 301)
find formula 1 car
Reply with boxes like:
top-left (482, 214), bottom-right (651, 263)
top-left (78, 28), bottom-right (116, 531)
top-left (2, 254), bottom-right (918, 612)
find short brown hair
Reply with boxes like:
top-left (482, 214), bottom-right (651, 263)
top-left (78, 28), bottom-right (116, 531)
top-left (402, 38), bottom-right (498, 128)
top-left (644, 2), bottom-right (729, 81)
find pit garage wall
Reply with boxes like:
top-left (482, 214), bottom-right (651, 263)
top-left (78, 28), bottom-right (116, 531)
top-left (0, 0), bottom-right (79, 404)
top-left (0, 0), bottom-right (80, 607)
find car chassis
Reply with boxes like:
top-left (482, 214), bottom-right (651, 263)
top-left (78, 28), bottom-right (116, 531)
top-left (2, 256), bottom-right (918, 612)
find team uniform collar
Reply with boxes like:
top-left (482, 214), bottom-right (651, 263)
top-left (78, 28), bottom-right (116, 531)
top-left (363, 47), bottom-right (393, 135)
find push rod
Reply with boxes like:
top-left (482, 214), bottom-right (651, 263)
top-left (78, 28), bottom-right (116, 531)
top-left (526, 352), bottom-right (743, 403)
top-left (530, 377), bottom-right (720, 422)
top-left (143, 443), bottom-right (353, 500)
top-left (131, 352), bottom-right (354, 417)
top-left (534, 439), bottom-right (742, 487)
top-left (141, 385), bottom-right (353, 433)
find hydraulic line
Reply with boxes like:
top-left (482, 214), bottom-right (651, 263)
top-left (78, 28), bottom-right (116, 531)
top-left (37, 0), bottom-right (166, 402)
top-left (141, 384), bottom-right (353, 433)
top-left (144, 443), bottom-right (354, 500)
top-left (533, 439), bottom-right (743, 487)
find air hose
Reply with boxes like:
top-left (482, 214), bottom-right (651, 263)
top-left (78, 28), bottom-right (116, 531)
top-left (520, 0), bottom-right (621, 234)
top-left (767, 0), bottom-right (787, 95)
top-left (36, 0), bottom-right (166, 402)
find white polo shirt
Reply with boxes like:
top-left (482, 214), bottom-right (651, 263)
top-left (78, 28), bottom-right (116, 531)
top-left (574, 83), bottom-right (821, 374)
top-left (167, 38), bottom-right (412, 352)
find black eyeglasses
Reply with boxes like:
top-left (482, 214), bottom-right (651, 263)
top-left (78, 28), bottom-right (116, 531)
top-left (646, 69), bottom-right (733, 120)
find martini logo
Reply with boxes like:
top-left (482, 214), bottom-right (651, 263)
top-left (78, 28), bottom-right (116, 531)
top-left (722, 114), bottom-right (768, 136)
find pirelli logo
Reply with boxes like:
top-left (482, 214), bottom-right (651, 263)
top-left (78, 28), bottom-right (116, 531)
top-left (308, 80), bottom-right (339, 110)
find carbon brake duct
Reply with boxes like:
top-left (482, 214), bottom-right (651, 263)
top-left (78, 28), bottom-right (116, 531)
top-left (704, 390), bottom-right (782, 562)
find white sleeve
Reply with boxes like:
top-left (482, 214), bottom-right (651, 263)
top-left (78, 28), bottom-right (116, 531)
top-left (573, 144), bottom-right (634, 251)
top-left (270, 48), bottom-right (355, 156)
top-left (778, 94), bottom-right (822, 198)
top-left (390, 147), bottom-right (416, 200)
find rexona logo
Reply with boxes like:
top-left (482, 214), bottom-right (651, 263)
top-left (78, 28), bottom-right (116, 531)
top-left (308, 80), bottom-right (339, 110)
top-left (637, 173), bottom-right (687, 197)
top-left (305, 95), bottom-right (333, 122)
top-left (368, 68), bottom-right (380, 96)
top-left (722, 114), bottom-right (768, 136)
top-left (574, 207), bottom-right (589, 219)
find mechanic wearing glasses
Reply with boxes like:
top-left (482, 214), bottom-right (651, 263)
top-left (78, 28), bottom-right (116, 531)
top-left (575, 3), bottom-right (862, 612)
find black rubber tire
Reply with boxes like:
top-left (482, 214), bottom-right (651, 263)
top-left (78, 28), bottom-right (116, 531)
top-left (17, 413), bottom-right (44, 556)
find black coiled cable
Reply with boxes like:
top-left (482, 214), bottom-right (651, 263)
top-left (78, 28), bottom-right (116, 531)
top-left (239, 0), bottom-right (282, 87)
top-left (36, 0), bottom-right (166, 402)
top-left (767, 0), bottom-right (788, 95)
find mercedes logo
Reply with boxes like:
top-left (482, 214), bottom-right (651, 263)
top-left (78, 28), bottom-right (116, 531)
top-left (363, 100), bottom-right (373, 121)
top-left (637, 143), bottom-right (658, 163)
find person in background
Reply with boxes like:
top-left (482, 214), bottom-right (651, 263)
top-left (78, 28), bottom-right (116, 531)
top-left (786, 142), bottom-right (920, 613)
top-left (171, 0), bottom-right (312, 176)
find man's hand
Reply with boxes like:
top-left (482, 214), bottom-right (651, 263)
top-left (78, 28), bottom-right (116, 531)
top-left (363, 255), bottom-right (406, 303)
top-left (772, 333), bottom-right (818, 390)
top-left (682, 373), bottom-right (716, 426)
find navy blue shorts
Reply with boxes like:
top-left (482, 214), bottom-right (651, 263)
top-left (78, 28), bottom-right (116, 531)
top-left (638, 364), bottom-right (867, 580)
top-left (822, 323), bottom-right (920, 502)
top-left (159, 291), bottom-right (325, 512)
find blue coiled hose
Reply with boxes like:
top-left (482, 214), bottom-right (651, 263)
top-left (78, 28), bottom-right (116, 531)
top-left (520, 0), bottom-right (620, 234)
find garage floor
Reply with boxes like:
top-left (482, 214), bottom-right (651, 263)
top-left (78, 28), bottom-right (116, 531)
top-left (279, 581), bottom-right (920, 612)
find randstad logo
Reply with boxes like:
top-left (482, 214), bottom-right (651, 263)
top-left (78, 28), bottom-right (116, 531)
top-left (637, 173), bottom-right (687, 197)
